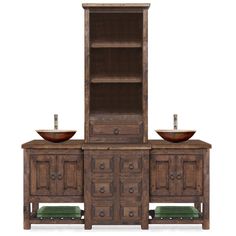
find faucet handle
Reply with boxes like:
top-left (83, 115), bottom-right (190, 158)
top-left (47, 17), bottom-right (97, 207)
top-left (173, 114), bottom-right (178, 130)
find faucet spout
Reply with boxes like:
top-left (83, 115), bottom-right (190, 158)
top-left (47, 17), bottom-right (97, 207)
top-left (54, 114), bottom-right (58, 130)
top-left (173, 114), bottom-right (178, 130)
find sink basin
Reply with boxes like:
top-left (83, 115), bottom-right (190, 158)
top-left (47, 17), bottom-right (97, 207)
top-left (36, 130), bottom-right (76, 143)
top-left (155, 130), bottom-right (196, 143)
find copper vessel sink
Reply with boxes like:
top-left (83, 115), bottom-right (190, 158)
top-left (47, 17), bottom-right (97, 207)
top-left (155, 130), bottom-right (196, 143)
top-left (36, 130), bottom-right (76, 143)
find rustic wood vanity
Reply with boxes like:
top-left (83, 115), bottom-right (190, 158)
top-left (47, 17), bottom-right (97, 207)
top-left (22, 3), bottom-right (211, 230)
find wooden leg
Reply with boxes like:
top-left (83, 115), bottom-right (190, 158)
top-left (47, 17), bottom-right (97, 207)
top-left (202, 201), bottom-right (209, 229)
top-left (141, 222), bottom-right (149, 230)
top-left (32, 202), bottom-right (39, 216)
top-left (194, 202), bottom-right (201, 212)
top-left (24, 204), bottom-right (31, 230)
top-left (84, 222), bottom-right (92, 230)
top-left (202, 149), bottom-right (210, 230)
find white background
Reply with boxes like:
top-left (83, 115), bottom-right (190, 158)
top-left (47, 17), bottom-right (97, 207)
top-left (0, 0), bottom-right (235, 235)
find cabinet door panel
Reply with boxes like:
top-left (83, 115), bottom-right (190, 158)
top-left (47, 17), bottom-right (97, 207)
top-left (150, 155), bottom-right (175, 196)
top-left (30, 155), bottom-right (56, 195)
top-left (57, 155), bottom-right (83, 195)
top-left (176, 155), bottom-right (203, 196)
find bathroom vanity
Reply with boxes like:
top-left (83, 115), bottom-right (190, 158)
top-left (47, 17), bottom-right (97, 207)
top-left (22, 3), bottom-right (211, 230)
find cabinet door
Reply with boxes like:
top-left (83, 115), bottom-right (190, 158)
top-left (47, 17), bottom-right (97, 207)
top-left (30, 155), bottom-right (57, 195)
top-left (57, 155), bottom-right (83, 195)
top-left (150, 155), bottom-right (175, 196)
top-left (176, 155), bottom-right (203, 196)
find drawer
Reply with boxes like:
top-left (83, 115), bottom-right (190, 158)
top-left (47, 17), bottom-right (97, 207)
top-left (120, 179), bottom-right (142, 197)
top-left (92, 180), bottom-right (113, 197)
top-left (91, 156), bottom-right (113, 173)
top-left (92, 202), bottom-right (114, 222)
top-left (120, 156), bottom-right (142, 173)
top-left (120, 205), bottom-right (141, 222)
top-left (90, 122), bottom-right (142, 136)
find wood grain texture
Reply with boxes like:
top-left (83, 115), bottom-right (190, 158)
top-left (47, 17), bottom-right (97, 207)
top-left (149, 140), bottom-right (212, 149)
top-left (22, 140), bottom-right (84, 149)
top-left (142, 9), bottom-right (148, 143)
top-left (84, 9), bottom-right (90, 143)
top-left (82, 3), bottom-right (150, 9)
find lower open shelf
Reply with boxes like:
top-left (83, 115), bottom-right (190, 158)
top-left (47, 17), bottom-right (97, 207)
top-left (149, 206), bottom-right (203, 224)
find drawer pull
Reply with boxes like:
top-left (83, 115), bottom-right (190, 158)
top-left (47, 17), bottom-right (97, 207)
top-left (51, 173), bottom-right (56, 180)
top-left (170, 174), bottom-right (175, 180)
top-left (176, 174), bottom-right (182, 180)
top-left (129, 187), bottom-right (134, 193)
top-left (129, 163), bottom-right (134, 170)
top-left (99, 163), bottom-right (105, 169)
top-left (113, 128), bottom-right (120, 135)
top-left (129, 211), bottom-right (134, 217)
top-left (99, 187), bottom-right (105, 193)
top-left (99, 211), bottom-right (105, 217)
top-left (57, 173), bottom-right (62, 180)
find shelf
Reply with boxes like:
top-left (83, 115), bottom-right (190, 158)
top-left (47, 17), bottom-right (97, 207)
top-left (91, 41), bottom-right (142, 48)
top-left (91, 76), bottom-right (142, 83)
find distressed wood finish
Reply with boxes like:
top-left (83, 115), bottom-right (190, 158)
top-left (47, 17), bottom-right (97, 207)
top-left (84, 4), bottom-right (150, 143)
top-left (83, 147), bottom-right (150, 229)
top-left (22, 141), bottom-right (84, 229)
top-left (149, 140), bottom-right (211, 229)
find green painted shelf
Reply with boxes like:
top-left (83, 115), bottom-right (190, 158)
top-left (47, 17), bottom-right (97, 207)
top-left (37, 206), bottom-right (81, 218)
top-left (155, 206), bottom-right (200, 219)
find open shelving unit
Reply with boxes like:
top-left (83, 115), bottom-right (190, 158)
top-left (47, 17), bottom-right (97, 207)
top-left (85, 6), bottom-right (148, 143)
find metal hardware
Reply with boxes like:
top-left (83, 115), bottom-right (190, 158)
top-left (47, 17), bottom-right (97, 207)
top-left (113, 128), bottom-right (120, 135)
top-left (129, 187), bottom-right (134, 193)
top-left (51, 173), bottom-right (56, 180)
top-left (174, 114), bottom-right (178, 130)
top-left (99, 211), bottom-right (105, 217)
top-left (99, 163), bottom-right (105, 169)
top-left (129, 163), bottom-right (134, 170)
top-left (99, 187), bottom-right (105, 193)
top-left (54, 114), bottom-right (58, 130)
top-left (129, 211), bottom-right (134, 217)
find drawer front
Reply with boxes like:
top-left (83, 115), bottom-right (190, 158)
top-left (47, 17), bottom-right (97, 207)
top-left (120, 205), bottom-right (141, 222)
top-left (92, 180), bottom-right (113, 197)
top-left (92, 156), bottom-right (114, 173)
top-left (90, 122), bottom-right (142, 136)
top-left (92, 202), bottom-right (114, 223)
top-left (120, 156), bottom-right (142, 174)
top-left (120, 180), bottom-right (142, 197)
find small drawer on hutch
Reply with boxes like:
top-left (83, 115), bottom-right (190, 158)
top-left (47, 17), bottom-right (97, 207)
top-left (91, 156), bottom-right (113, 173)
top-left (90, 122), bottom-right (142, 136)
top-left (92, 202), bottom-right (114, 222)
top-left (120, 205), bottom-right (141, 222)
top-left (92, 180), bottom-right (113, 197)
top-left (120, 180), bottom-right (142, 197)
top-left (120, 156), bottom-right (142, 173)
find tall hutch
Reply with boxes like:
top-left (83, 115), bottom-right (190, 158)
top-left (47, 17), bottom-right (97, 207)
top-left (22, 3), bottom-right (211, 230)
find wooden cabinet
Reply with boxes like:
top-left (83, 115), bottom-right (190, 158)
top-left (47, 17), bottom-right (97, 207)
top-left (31, 154), bottom-right (83, 196)
top-left (150, 154), bottom-right (202, 196)
top-left (149, 140), bottom-right (211, 229)
top-left (83, 145), bottom-right (150, 229)
top-left (22, 140), bottom-right (84, 229)
top-left (83, 3), bottom-right (150, 143)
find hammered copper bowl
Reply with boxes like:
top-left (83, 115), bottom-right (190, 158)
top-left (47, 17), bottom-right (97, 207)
top-left (155, 130), bottom-right (196, 143)
top-left (36, 130), bottom-right (76, 143)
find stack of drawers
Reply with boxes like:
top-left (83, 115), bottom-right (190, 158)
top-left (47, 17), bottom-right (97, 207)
top-left (83, 147), bottom-right (150, 229)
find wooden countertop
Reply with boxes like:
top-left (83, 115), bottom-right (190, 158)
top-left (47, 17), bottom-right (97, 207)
top-left (22, 140), bottom-right (84, 149)
top-left (148, 140), bottom-right (211, 149)
top-left (22, 139), bottom-right (211, 149)
top-left (82, 3), bottom-right (150, 9)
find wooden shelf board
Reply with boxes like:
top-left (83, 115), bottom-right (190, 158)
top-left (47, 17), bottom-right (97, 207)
top-left (91, 76), bottom-right (142, 83)
top-left (91, 41), bottom-right (142, 48)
